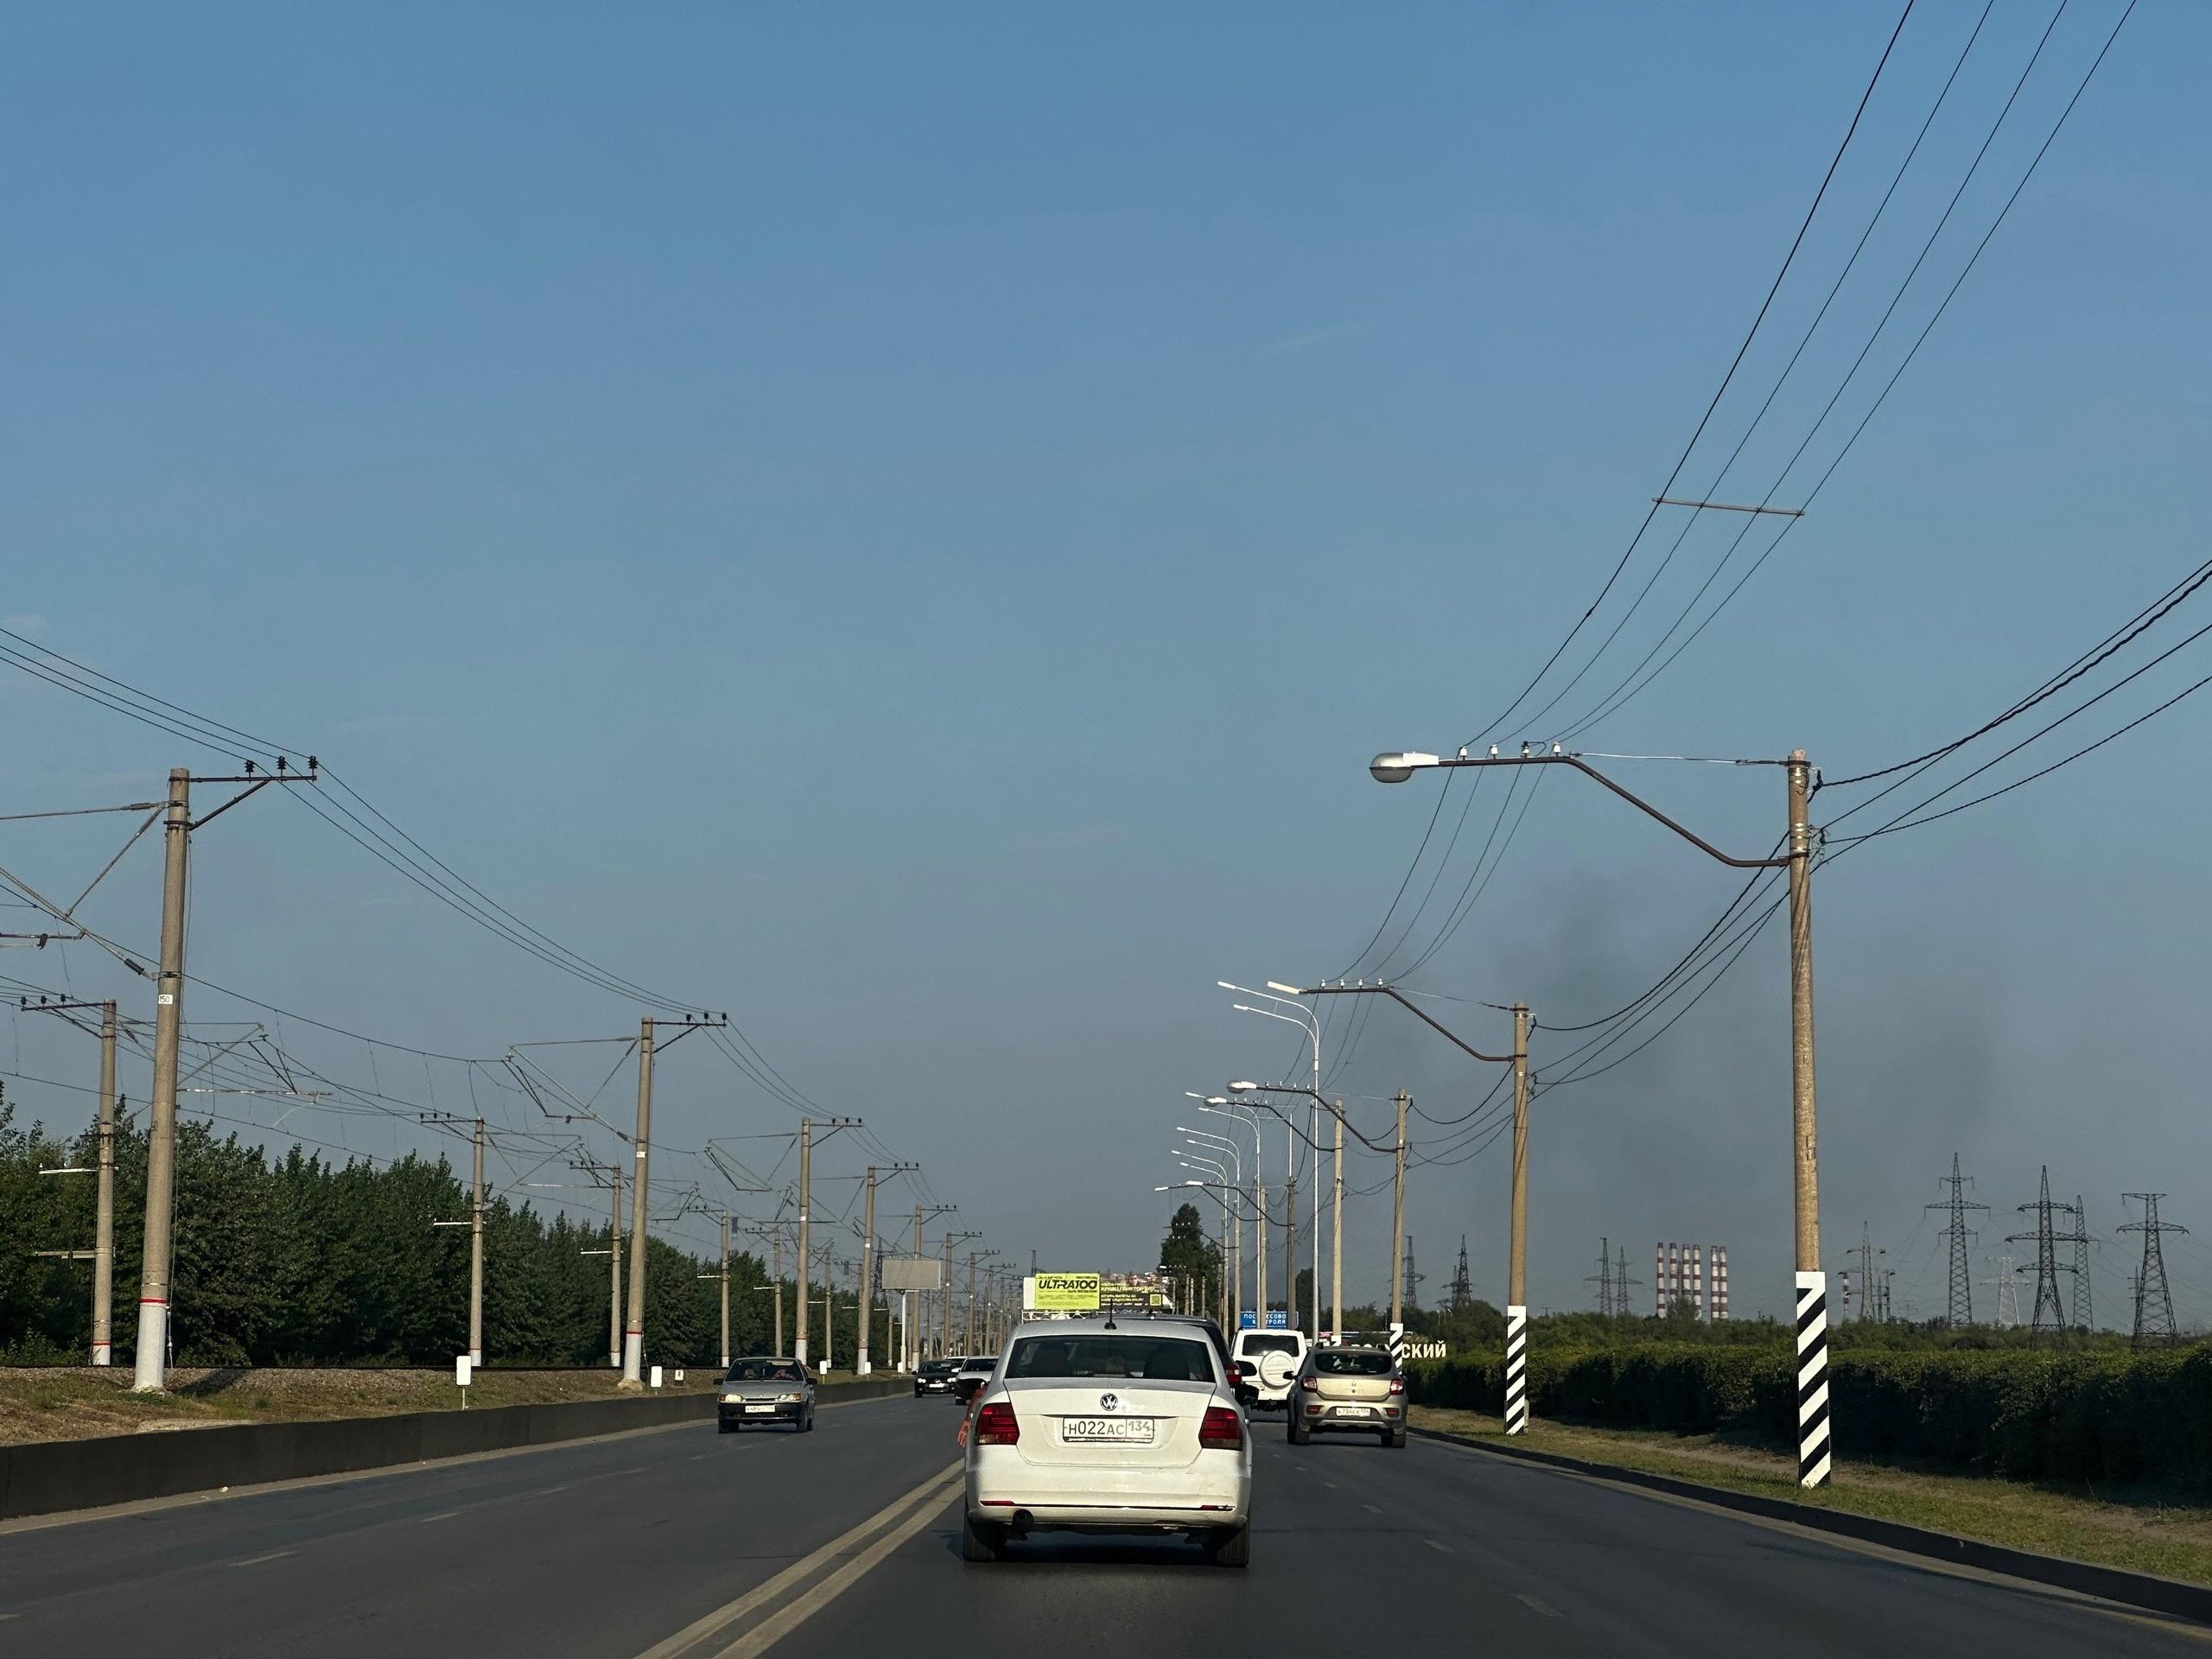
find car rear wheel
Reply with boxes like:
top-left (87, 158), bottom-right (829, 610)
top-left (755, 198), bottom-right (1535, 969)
top-left (1206, 1522), bottom-right (1251, 1568)
top-left (1385, 1426), bottom-right (1407, 1449)
top-left (1287, 1414), bottom-right (1308, 1445)
top-left (961, 1514), bottom-right (1005, 1563)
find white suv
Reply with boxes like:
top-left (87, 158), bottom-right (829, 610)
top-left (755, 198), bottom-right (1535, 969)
top-left (1230, 1329), bottom-right (1309, 1411)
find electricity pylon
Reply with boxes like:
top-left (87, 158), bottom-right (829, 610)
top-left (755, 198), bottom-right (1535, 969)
top-left (2007, 1166), bottom-right (2070, 1341)
top-left (2120, 1194), bottom-right (2184, 1348)
top-left (1926, 1153), bottom-right (1988, 1327)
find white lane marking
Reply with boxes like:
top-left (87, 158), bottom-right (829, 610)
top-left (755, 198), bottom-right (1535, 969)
top-left (705, 1485), bottom-right (957, 1659)
top-left (631, 1464), bottom-right (961, 1659)
top-left (1362, 1503), bottom-right (1383, 1515)
top-left (690, 1454), bottom-right (712, 1462)
top-left (1322, 1480), bottom-right (1343, 1490)
top-left (227, 1549), bottom-right (296, 1567)
top-left (1517, 1594), bottom-right (1560, 1618)
top-left (1423, 1538), bottom-right (1452, 1553)
top-left (418, 1510), bottom-right (461, 1524)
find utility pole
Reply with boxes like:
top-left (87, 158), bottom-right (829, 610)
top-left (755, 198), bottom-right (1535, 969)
top-left (1505, 1001), bottom-right (1531, 1434)
top-left (130, 760), bottom-right (316, 1392)
top-left (718, 1211), bottom-right (732, 1369)
top-left (772, 1227), bottom-right (785, 1355)
top-left (1927, 1153), bottom-right (1989, 1327)
top-left (794, 1117), bottom-right (811, 1367)
top-left (133, 769), bottom-right (190, 1393)
top-left (1325, 1100), bottom-right (1344, 1344)
top-left (425, 1115), bottom-right (488, 1363)
top-left (2120, 1194), bottom-right (2183, 1347)
top-left (1783, 750), bottom-right (1828, 1486)
top-left (620, 1018), bottom-right (656, 1389)
top-left (1389, 1089), bottom-right (1408, 1363)
top-left (943, 1230), bottom-right (978, 1355)
top-left (859, 1168), bottom-right (877, 1375)
top-left (24, 996), bottom-right (119, 1364)
top-left (1284, 1174), bottom-right (1298, 1331)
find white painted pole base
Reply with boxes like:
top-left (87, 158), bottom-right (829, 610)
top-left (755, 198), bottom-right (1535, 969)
top-left (131, 1301), bottom-right (168, 1392)
top-left (1796, 1270), bottom-right (1832, 1488)
top-left (91, 1343), bottom-right (111, 1367)
top-left (857, 1349), bottom-right (871, 1375)
top-left (1503, 1305), bottom-right (1529, 1435)
top-left (793, 1338), bottom-right (809, 1365)
top-left (620, 1329), bottom-right (644, 1387)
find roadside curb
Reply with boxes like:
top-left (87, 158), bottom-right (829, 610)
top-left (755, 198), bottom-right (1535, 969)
top-left (1409, 1424), bottom-right (2212, 1627)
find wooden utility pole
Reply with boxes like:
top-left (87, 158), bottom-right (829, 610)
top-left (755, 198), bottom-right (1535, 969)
top-left (1788, 749), bottom-right (1829, 1488)
top-left (1505, 1006), bottom-right (1531, 1435)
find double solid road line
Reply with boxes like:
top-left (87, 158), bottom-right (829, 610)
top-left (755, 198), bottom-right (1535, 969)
top-left (633, 1462), bottom-right (962, 1659)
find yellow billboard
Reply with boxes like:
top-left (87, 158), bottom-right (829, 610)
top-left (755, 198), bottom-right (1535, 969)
top-left (1031, 1272), bottom-right (1102, 1312)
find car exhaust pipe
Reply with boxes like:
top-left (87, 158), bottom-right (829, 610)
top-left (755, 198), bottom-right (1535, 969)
top-left (1009, 1510), bottom-right (1034, 1536)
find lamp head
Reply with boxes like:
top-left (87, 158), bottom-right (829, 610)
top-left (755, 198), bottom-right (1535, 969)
top-left (1370, 751), bottom-right (1439, 784)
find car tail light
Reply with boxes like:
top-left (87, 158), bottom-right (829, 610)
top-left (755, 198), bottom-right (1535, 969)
top-left (1298, 1374), bottom-right (1319, 1392)
top-left (1199, 1406), bottom-right (1243, 1449)
top-left (1388, 1376), bottom-right (1407, 1395)
top-left (975, 1401), bottom-right (1020, 1446)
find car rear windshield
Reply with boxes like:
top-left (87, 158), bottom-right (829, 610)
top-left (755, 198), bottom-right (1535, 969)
top-left (1238, 1334), bottom-right (1301, 1356)
top-left (1007, 1334), bottom-right (1215, 1382)
top-left (1313, 1351), bottom-right (1394, 1376)
top-left (921, 1360), bottom-right (957, 1374)
top-left (724, 1360), bottom-right (803, 1382)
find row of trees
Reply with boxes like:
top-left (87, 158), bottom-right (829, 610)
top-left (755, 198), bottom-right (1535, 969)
top-left (0, 1098), bottom-right (882, 1369)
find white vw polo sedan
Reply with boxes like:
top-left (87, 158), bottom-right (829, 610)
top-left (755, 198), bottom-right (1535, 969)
top-left (962, 1315), bottom-right (1252, 1567)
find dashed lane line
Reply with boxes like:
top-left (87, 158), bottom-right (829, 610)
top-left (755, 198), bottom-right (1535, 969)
top-left (1517, 1595), bottom-right (1561, 1618)
top-left (227, 1550), bottom-right (296, 1567)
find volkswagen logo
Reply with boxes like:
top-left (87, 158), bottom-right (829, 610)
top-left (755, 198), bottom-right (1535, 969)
top-left (1098, 1392), bottom-right (1119, 1412)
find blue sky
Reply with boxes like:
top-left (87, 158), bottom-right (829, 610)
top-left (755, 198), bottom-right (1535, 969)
top-left (5, 2), bottom-right (2210, 1325)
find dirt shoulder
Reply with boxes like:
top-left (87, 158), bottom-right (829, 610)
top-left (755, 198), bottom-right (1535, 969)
top-left (0, 1364), bottom-right (884, 1446)
top-left (1410, 1405), bottom-right (2212, 1588)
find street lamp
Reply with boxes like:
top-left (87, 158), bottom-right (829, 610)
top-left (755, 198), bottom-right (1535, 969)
top-left (1220, 982), bottom-right (1324, 1343)
top-left (1366, 742), bottom-right (1827, 1487)
top-left (1190, 1090), bottom-right (1266, 1319)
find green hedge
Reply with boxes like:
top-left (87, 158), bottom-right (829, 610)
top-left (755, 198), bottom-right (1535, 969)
top-left (1408, 1342), bottom-right (2212, 1484)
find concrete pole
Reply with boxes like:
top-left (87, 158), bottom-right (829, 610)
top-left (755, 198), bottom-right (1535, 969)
top-left (821, 1247), bottom-right (835, 1370)
top-left (91, 1001), bottom-right (117, 1366)
top-left (1788, 749), bottom-right (1831, 1488)
top-left (911, 1205), bottom-right (925, 1370)
top-left (857, 1167), bottom-right (877, 1375)
top-left (1509, 1005), bottom-right (1529, 1306)
top-left (620, 1018), bottom-right (655, 1388)
top-left (940, 1234), bottom-right (954, 1357)
top-left (607, 1169), bottom-right (623, 1369)
top-left (1285, 1176), bottom-right (1298, 1331)
top-left (1332, 1100), bottom-right (1344, 1346)
top-left (772, 1230), bottom-right (785, 1355)
top-left (469, 1116), bottom-right (486, 1368)
top-left (1219, 1181), bottom-right (1233, 1332)
top-left (1788, 752), bottom-right (1821, 1273)
top-left (793, 1117), bottom-right (812, 1366)
top-left (1389, 1090), bottom-right (1408, 1334)
top-left (965, 1249), bottom-right (980, 1353)
top-left (132, 768), bottom-right (190, 1393)
top-left (719, 1211), bottom-right (731, 1370)
top-left (1505, 1005), bottom-right (1531, 1436)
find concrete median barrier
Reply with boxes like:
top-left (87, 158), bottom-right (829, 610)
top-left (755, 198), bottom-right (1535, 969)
top-left (1, 1374), bottom-right (912, 1522)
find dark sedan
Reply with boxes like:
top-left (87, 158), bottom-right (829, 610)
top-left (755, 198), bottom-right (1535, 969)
top-left (915, 1357), bottom-right (961, 1396)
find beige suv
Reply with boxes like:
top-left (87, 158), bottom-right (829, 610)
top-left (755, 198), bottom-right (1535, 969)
top-left (1285, 1345), bottom-right (1405, 1447)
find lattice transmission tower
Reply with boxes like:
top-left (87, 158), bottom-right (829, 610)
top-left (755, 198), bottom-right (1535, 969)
top-left (1926, 1153), bottom-right (1989, 1326)
top-left (2120, 1193), bottom-right (2184, 1348)
top-left (2007, 1166), bottom-right (2073, 1341)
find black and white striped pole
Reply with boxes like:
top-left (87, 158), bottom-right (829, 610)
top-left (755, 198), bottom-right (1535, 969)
top-left (1504, 1001), bottom-right (1530, 1435)
top-left (1786, 752), bottom-right (1829, 1488)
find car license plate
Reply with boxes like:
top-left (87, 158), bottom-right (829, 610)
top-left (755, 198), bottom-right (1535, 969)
top-left (1332, 1405), bottom-right (1374, 1416)
top-left (743, 1403), bottom-right (775, 1414)
top-left (1061, 1417), bottom-right (1154, 1444)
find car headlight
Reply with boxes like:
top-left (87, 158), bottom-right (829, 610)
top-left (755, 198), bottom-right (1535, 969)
top-left (720, 1392), bottom-right (743, 1404)
top-left (775, 1392), bottom-right (803, 1403)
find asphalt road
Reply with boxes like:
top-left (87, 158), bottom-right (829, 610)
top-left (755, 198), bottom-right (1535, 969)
top-left (1, 1397), bottom-right (2202, 1657)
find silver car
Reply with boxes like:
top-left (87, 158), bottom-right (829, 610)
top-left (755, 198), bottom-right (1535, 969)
top-left (1285, 1345), bottom-right (1405, 1447)
top-left (717, 1357), bottom-right (817, 1432)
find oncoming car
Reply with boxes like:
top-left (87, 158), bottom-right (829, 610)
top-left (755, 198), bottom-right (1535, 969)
top-left (1286, 1345), bottom-right (1405, 1446)
top-left (915, 1357), bottom-right (961, 1397)
top-left (953, 1352), bottom-right (997, 1406)
top-left (962, 1316), bottom-right (1251, 1567)
top-left (716, 1357), bottom-right (815, 1433)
